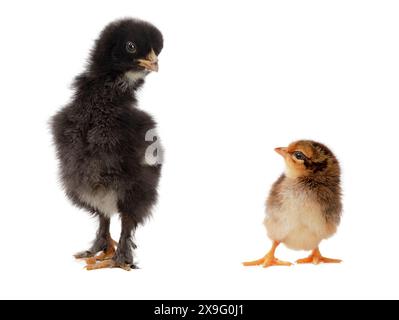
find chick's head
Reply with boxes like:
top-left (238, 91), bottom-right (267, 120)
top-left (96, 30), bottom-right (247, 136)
top-left (275, 140), bottom-right (340, 179)
top-left (89, 18), bottom-right (163, 76)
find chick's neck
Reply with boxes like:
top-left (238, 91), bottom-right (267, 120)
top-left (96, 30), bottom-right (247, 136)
top-left (74, 71), bottom-right (144, 104)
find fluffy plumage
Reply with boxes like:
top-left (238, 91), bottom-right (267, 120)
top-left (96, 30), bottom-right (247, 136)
top-left (244, 140), bottom-right (343, 268)
top-left (51, 18), bottom-right (164, 270)
top-left (265, 140), bottom-right (342, 250)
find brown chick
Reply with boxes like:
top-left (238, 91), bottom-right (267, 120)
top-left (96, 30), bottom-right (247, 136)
top-left (244, 140), bottom-right (342, 268)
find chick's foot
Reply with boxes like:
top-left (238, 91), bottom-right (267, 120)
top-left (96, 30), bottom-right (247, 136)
top-left (296, 248), bottom-right (342, 265)
top-left (74, 234), bottom-right (117, 260)
top-left (243, 241), bottom-right (292, 268)
top-left (85, 238), bottom-right (138, 271)
top-left (243, 254), bottom-right (292, 268)
top-left (85, 259), bottom-right (134, 271)
top-left (84, 239), bottom-right (118, 265)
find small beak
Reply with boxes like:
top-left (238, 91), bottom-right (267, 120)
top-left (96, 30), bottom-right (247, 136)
top-left (275, 147), bottom-right (288, 157)
top-left (137, 49), bottom-right (159, 72)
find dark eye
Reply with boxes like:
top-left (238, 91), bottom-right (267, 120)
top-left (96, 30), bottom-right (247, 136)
top-left (294, 151), bottom-right (306, 161)
top-left (126, 41), bottom-right (137, 53)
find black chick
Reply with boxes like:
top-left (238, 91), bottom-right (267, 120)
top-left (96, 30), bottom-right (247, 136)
top-left (51, 18), bottom-right (164, 271)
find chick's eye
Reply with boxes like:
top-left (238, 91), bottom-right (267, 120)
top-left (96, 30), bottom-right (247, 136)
top-left (294, 151), bottom-right (306, 161)
top-left (126, 41), bottom-right (137, 53)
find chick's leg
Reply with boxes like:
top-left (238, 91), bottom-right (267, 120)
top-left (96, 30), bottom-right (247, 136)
top-left (243, 241), bottom-right (292, 268)
top-left (74, 215), bottom-right (115, 259)
top-left (296, 248), bottom-right (342, 265)
top-left (86, 213), bottom-right (138, 271)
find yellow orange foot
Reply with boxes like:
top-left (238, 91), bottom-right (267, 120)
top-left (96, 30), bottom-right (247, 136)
top-left (243, 241), bottom-right (292, 268)
top-left (243, 255), bottom-right (292, 268)
top-left (85, 259), bottom-right (132, 271)
top-left (296, 248), bottom-right (342, 265)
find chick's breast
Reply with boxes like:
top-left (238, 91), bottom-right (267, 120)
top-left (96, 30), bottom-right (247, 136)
top-left (264, 176), bottom-right (337, 251)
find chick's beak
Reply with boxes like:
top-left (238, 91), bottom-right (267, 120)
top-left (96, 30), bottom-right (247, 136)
top-left (137, 49), bottom-right (159, 72)
top-left (275, 147), bottom-right (288, 157)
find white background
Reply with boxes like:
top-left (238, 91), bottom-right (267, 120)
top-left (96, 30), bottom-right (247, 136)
top-left (0, 0), bottom-right (398, 300)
